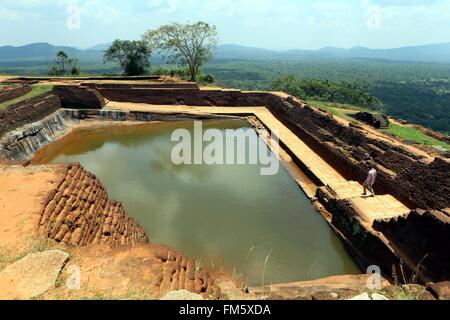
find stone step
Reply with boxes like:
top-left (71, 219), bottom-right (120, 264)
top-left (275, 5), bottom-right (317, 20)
top-left (349, 195), bottom-right (410, 223)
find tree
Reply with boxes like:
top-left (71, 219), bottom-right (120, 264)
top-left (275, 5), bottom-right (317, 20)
top-left (55, 51), bottom-right (68, 75)
top-left (268, 75), bottom-right (384, 110)
top-left (71, 65), bottom-right (80, 76)
top-left (103, 40), bottom-right (151, 76)
top-left (143, 22), bottom-right (218, 82)
top-left (49, 51), bottom-right (79, 76)
top-left (48, 65), bottom-right (60, 76)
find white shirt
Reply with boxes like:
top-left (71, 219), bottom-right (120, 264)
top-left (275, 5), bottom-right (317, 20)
top-left (367, 169), bottom-right (377, 185)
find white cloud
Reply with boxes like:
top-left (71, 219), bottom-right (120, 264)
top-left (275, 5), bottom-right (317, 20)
top-left (0, 5), bottom-right (21, 21)
top-left (1, 0), bottom-right (450, 49)
top-left (83, 1), bottom-right (121, 24)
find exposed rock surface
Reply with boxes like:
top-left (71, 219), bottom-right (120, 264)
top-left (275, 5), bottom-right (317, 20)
top-left (161, 290), bottom-right (204, 300)
top-left (64, 108), bottom-right (237, 123)
top-left (38, 163), bottom-right (148, 246)
top-left (427, 282), bottom-right (450, 300)
top-left (0, 110), bottom-right (69, 160)
top-left (317, 186), bottom-right (442, 284)
top-left (250, 275), bottom-right (390, 300)
top-left (52, 85), bottom-right (105, 110)
top-left (348, 292), bottom-right (371, 300)
top-left (51, 244), bottom-right (221, 300)
top-left (250, 275), bottom-right (436, 300)
top-left (317, 181), bottom-right (449, 284)
top-left (0, 108), bottom-right (234, 161)
top-left (353, 112), bottom-right (389, 129)
top-left (0, 250), bottom-right (69, 299)
top-left (373, 210), bottom-right (450, 283)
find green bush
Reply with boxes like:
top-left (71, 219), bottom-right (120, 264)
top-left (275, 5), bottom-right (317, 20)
top-left (268, 74), bottom-right (384, 110)
top-left (71, 66), bottom-right (80, 76)
top-left (198, 73), bottom-right (215, 84)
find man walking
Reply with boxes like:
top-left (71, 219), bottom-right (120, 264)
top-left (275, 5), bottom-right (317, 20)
top-left (363, 167), bottom-right (377, 197)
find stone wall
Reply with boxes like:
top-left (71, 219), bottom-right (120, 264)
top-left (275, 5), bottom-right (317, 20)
top-left (0, 110), bottom-right (68, 160)
top-left (0, 85), bottom-right (32, 104)
top-left (317, 185), bottom-right (450, 284)
top-left (52, 85), bottom-right (105, 110)
top-left (38, 163), bottom-right (149, 246)
top-left (316, 187), bottom-right (402, 278)
top-left (0, 108), bottom-right (241, 161)
top-left (97, 86), bottom-right (273, 106)
top-left (82, 83), bottom-right (199, 90)
top-left (267, 97), bottom-right (450, 211)
top-left (373, 210), bottom-right (450, 283)
top-left (65, 108), bottom-right (240, 122)
top-left (0, 92), bottom-right (61, 137)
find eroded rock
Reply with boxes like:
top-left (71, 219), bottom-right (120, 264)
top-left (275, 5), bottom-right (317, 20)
top-left (39, 163), bottom-right (149, 246)
top-left (0, 250), bottom-right (69, 300)
top-left (427, 281), bottom-right (450, 300)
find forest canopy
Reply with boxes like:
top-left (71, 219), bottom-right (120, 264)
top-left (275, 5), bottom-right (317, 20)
top-left (268, 75), bottom-right (384, 110)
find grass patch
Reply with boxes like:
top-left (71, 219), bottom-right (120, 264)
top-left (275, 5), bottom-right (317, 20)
top-left (0, 252), bottom-right (12, 271)
top-left (382, 123), bottom-right (450, 150)
top-left (307, 100), bottom-right (374, 122)
top-left (308, 100), bottom-right (450, 150)
top-left (0, 84), bottom-right (53, 109)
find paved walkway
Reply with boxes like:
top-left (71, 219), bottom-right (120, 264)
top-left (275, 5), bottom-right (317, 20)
top-left (106, 101), bottom-right (411, 223)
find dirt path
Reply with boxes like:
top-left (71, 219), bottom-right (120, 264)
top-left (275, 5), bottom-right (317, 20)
top-left (0, 165), bottom-right (66, 252)
top-left (0, 76), bottom-right (14, 82)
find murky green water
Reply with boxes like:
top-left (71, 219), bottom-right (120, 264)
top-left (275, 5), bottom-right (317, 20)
top-left (36, 120), bottom-right (359, 286)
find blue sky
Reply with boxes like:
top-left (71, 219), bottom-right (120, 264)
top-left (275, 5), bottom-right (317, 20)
top-left (0, 0), bottom-right (449, 50)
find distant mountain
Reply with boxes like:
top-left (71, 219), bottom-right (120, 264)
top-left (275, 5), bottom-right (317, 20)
top-left (85, 43), bottom-right (112, 52)
top-left (344, 43), bottom-right (450, 63)
top-left (214, 44), bottom-right (285, 60)
top-left (214, 43), bottom-right (450, 63)
top-left (0, 42), bottom-right (103, 61)
top-left (1, 42), bottom-right (450, 64)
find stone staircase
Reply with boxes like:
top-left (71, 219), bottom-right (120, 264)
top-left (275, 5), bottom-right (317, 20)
top-left (349, 195), bottom-right (410, 223)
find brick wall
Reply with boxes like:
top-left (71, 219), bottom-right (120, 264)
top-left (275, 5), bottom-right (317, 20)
top-left (39, 163), bottom-right (149, 246)
top-left (0, 93), bottom-right (61, 137)
top-left (0, 85), bottom-right (32, 104)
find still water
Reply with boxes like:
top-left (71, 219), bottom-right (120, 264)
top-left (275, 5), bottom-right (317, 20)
top-left (35, 120), bottom-right (360, 286)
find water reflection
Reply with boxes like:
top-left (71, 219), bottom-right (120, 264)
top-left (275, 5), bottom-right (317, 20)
top-left (34, 120), bottom-right (360, 285)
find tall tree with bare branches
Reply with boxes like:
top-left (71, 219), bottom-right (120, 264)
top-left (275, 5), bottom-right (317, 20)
top-left (143, 22), bottom-right (218, 82)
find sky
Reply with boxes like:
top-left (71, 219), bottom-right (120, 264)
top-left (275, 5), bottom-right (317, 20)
top-left (0, 0), bottom-right (449, 50)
